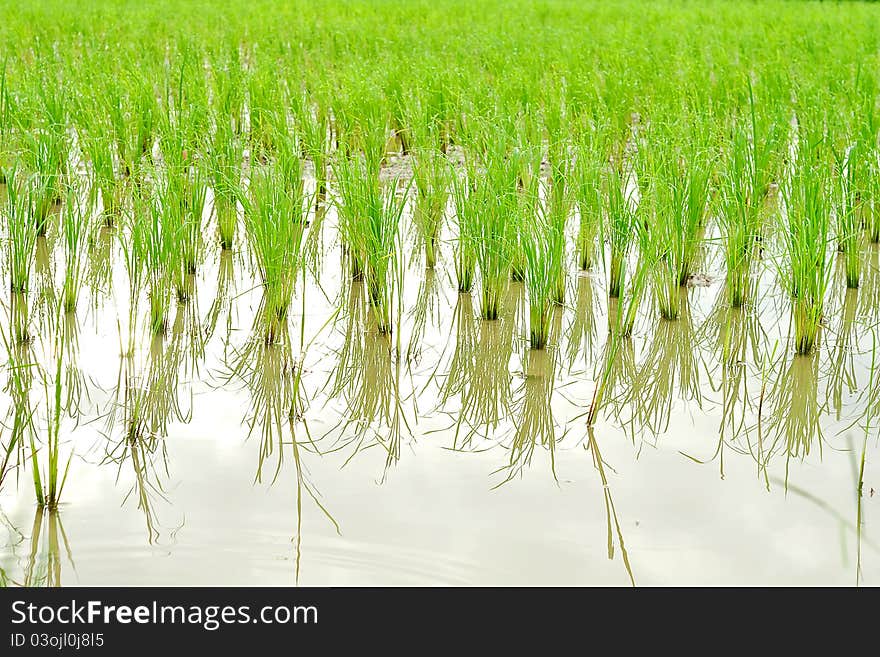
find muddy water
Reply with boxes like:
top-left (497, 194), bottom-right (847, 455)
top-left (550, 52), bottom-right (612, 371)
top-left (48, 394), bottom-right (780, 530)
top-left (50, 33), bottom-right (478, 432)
top-left (0, 187), bottom-right (878, 586)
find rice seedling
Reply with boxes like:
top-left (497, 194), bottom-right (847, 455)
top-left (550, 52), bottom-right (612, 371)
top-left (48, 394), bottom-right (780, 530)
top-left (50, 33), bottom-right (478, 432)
top-left (718, 88), bottom-right (783, 308)
top-left (240, 162), bottom-right (309, 344)
top-left (4, 171), bottom-right (38, 344)
top-left (831, 137), bottom-right (865, 289)
top-left (473, 148), bottom-right (517, 320)
top-left (522, 208), bottom-right (559, 350)
top-left (334, 153), bottom-right (407, 335)
top-left (410, 148), bottom-right (449, 270)
top-left (638, 125), bottom-right (711, 319)
top-left (778, 126), bottom-right (832, 356)
top-left (60, 181), bottom-right (92, 315)
top-left (450, 162), bottom-right (479, 293)
top-left (602, 161), bottom-right (638, 299)
top-left (573, 125), bottom-right (608, 272)
top-left (131, 188), bottom-right (173, 336)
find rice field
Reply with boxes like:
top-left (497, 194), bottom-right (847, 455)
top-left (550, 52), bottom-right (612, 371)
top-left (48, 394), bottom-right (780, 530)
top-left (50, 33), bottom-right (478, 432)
top-left (0, 0), bottom-right (879, 586)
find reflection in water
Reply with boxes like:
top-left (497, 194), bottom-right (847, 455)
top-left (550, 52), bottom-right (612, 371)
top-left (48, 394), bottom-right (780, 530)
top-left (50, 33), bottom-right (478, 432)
top-left (407, 268), bottom-right (440, 363)
top-left (565, 273), bottom-right (599, 373)
top-left (204, 249), bottom-right (237, 349)
top-left (585, 427), bottom-right (635, 586)
top-left (1, 340), bottom-right (37, 494)
top-left (588, 299), bottom-right (637, 427)
top-left (826, 288), bottom-right (859, 420)
top-left (859, 243), bottom-right (880, 321)
top-left (18, 508), bottom-right (75, 587)
top-left (632, 288), bottom-right (700, 435)
top-left (455, 281), bottom-right (519, 446)
top-left (497, 347), bottom-right (557, 484)
top-left (61, 313), bottom-right (90, 419)
top-left (766, 354), bottom-right (821, 484)
top-left (708, 304), bottom-right (762, 443)
top-left (87, 224), bottom-right (114, 305)
top-left (229, 293), bottom-right (338, 581)
top-left (35, 235), bottom-right (57, 335)
top-left (440, 292), bottom-right (477, 404)
top-left (456, 319), bottom-right (512, 447)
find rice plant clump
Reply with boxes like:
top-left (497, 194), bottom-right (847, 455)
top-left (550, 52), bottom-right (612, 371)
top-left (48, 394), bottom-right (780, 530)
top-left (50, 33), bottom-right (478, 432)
top-left (779, 130), bottom-right (832, 356)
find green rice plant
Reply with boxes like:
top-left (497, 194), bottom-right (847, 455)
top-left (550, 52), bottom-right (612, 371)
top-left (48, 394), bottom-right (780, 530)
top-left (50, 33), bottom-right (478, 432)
top-left (107, 72), bottom-right (157, 179)
top-left (335, 154), bottom-right (407, 334)
top-left (247, 65), bottom-right (284, 163)
top-left (522, 197), bottom-right (561, 350)
top-left (60, 180), bottom-right (92, 314)
top-left (474, 148), bottom-right (517, 320)
top-left (450, 164), bottom-right (479, 292)
top-left (718, 89), bottom-right (783, 308)
top-left (210, 121), bottom-right (243, 250)
top-left (4, 172), bottom-right (38, 344)
top-left (292, 90), bottom-right (331, 201)
top-left (209, 44), bottom-right (246, 136)
top-left (573, 125), bottom-right (608, 271)
top-left (545, 179), bottom-right (573, 306)
top-left (831, 139), bottom-right (865, 289)
top-left (0, 59), bottom-right (11, 181)
top-left (162, 162), bottom-right (208, 303)
top-left (638, 130), bottom-right (711, 319)
top-left (31, 300), bottom-right (73, 510)
top-left (241, 164), bottom-right (309, 344)
top-left (778, 128), bottom-right (832, 356)
top-left (80, 121), bottom-right (124, 225)
top-left (128, 187), bottom-right (172, 335)
top-left (19, 129), bottom-right (65, 237)
top-left (410, 147), bottom-right (449, 269)
top-left (602, 162), bottom-right (638, 299)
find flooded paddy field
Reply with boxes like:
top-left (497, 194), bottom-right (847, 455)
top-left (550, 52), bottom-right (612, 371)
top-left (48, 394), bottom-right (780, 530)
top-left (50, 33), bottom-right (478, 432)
top-left (0, 0), bottom-right (879, 587)
top-left (0, 188), bottom-right (877, 586)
